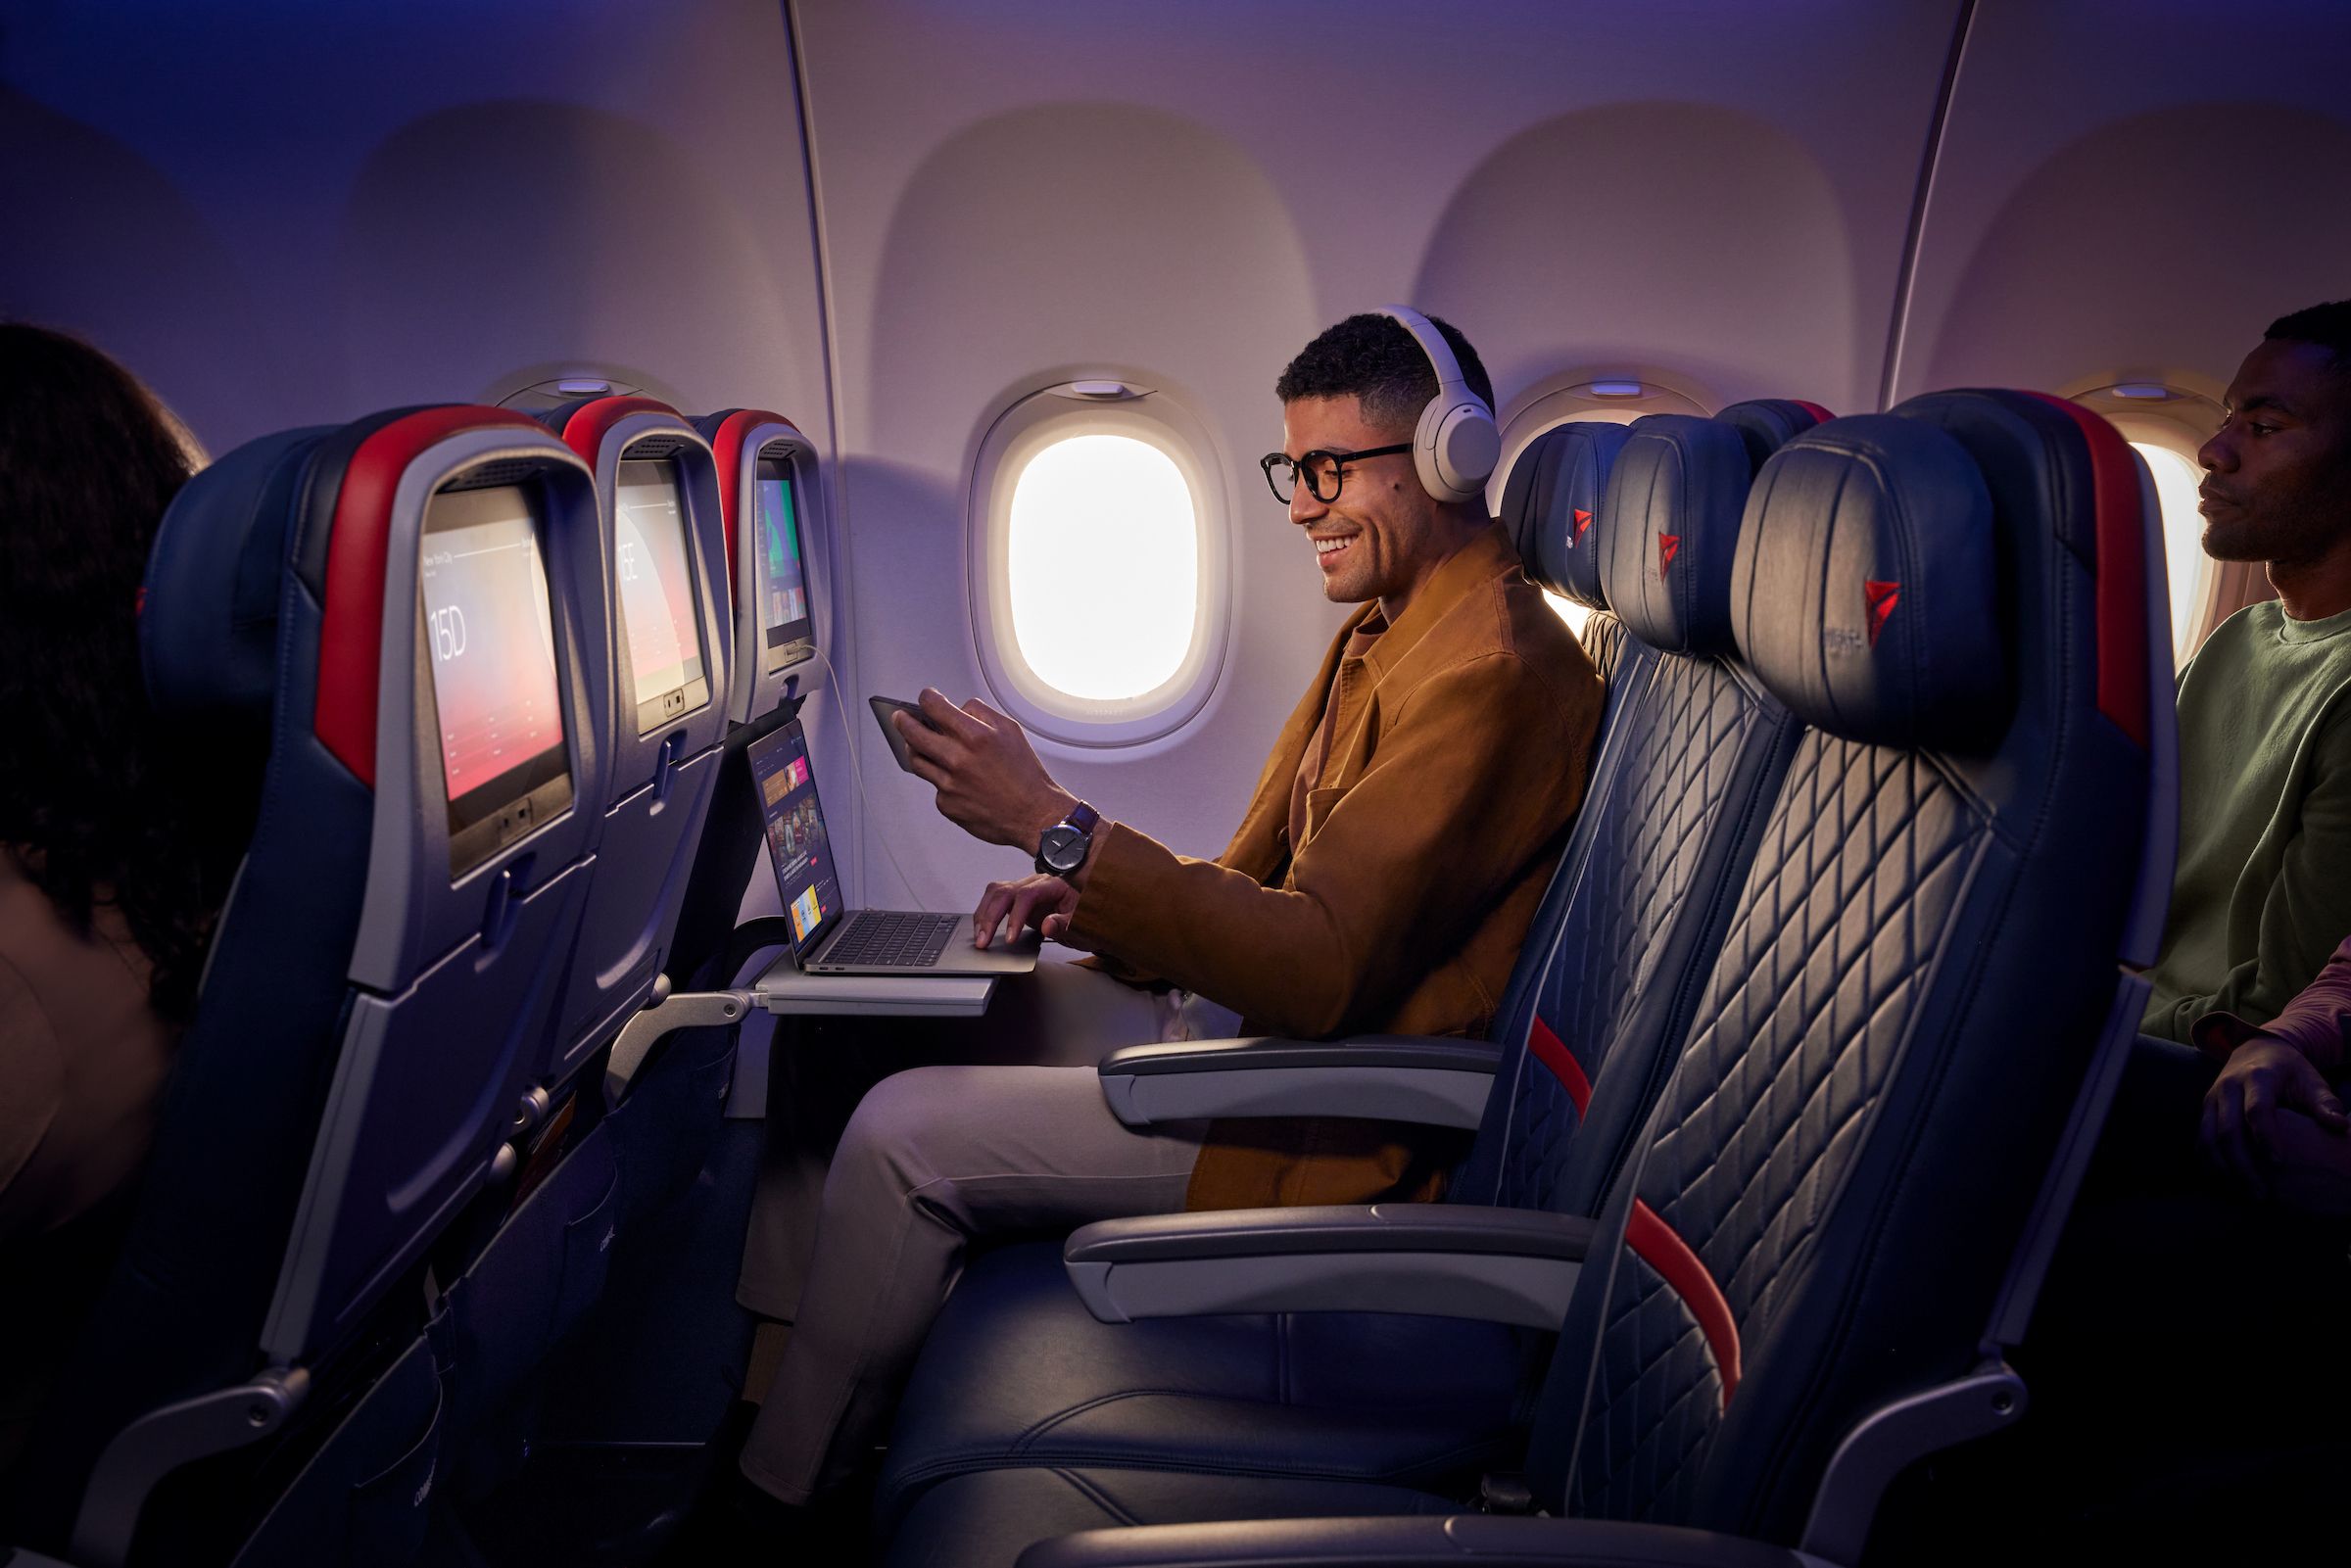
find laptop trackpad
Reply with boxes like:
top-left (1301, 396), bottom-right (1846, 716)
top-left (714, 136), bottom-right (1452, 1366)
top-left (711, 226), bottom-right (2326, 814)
top-left (932, 914), bottom-right (1041, 975)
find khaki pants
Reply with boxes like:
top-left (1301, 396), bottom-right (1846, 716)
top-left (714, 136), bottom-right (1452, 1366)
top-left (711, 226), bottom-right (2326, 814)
top-left (738, 961), bottom-right (1235, 1503)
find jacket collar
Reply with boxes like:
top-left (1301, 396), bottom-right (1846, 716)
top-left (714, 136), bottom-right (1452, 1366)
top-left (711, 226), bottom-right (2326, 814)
top-left (1351, 521), bottom-right (1522, 681)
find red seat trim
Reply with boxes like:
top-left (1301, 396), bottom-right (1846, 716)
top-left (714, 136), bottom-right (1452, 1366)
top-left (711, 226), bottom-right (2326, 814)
top-left (314, 406), bottom-right (546, 787)
top-left (1526, 1015), bottom-right (1592, 1116)
top-left (2020, 392), bottom-right (2151, 749)
top-left (1626, 1199), bottom-right (1742, 1408)
top-left (1790, 400), bottom-right (1836, 425)
top-left (708, 408), bottom-right (804, 594)
top-left (551, 395), bottom-right (682, 468)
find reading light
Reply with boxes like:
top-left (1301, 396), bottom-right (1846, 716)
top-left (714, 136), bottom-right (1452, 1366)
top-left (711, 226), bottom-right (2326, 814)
top-left (557, 378), bottom-right (615, 396)
top-left (1068, 380), bottom-right (1135, 400)
top-left (2111, 384), bottom-right (2175, 401)
top-left (1590, 380), bottom-right (1645, 399)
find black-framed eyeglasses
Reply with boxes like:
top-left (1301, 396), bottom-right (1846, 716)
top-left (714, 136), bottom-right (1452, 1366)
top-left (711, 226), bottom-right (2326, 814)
top-left (1260, 444), bottom-right (1414, 504)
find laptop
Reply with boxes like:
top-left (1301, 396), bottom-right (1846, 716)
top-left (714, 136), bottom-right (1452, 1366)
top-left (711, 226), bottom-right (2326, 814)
top-left (747, 718), bottom-right (1038, 976)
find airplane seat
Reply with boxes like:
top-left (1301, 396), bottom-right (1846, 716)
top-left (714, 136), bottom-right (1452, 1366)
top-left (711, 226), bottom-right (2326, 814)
top-left (877, 393), bottom-right (2165, 1567)
top-left (1, 407), bottom-right (607, 1567)
top-left (1524, 394), bottom-right (2156, 1544)
top-left (1499, 419), bottom-right (1637, 692)
top-left (661, 408), bottom-right (819, 1004)
top-left (532, 396), bottom-right (732, 1095)
top-left (517, 397), bottom-right (743, 1245)
top-left (1715, 398), bottom-right (1836, 477)
top-left (868, 413), bottom-right (1805, 1535)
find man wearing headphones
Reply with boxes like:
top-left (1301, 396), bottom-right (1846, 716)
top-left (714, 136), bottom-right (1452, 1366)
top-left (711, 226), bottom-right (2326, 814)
top-left (739, 311), bottom-right (1602, 1511)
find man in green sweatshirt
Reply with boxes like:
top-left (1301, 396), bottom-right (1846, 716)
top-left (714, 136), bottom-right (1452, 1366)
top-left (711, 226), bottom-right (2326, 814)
top-left (2144, 300), bottom-right (2351, 1042)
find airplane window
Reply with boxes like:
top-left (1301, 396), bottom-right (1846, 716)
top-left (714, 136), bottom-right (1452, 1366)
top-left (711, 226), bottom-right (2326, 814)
top-left (1007, 434), bottom-right (1197, 700)
top-left (2130, 440), bottom-right (2209, 665)
top-left (972, 382), bottom-right (1229, 746)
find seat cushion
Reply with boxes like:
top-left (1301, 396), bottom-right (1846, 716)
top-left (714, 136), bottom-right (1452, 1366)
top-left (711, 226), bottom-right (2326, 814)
top-left (885, 1462), bottom-right (1455, 1568)
top-left (876, 1242), bottom-right (1534, 1531)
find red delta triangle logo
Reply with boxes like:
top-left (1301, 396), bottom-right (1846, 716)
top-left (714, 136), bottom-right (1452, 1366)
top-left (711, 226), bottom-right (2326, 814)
top-left (1657, 534), bottom-right (1681, 577)
top-left (1864, 579), bottom-right (1901, 648)
top-left (1571, 507), bottom-right (1593, 544)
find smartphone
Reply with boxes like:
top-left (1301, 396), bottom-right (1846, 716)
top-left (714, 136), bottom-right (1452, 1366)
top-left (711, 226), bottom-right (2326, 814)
top-left (869, 695), bottom-right (936, 774)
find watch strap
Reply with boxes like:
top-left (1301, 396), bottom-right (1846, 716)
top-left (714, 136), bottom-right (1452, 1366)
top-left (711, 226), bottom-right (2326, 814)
top-left (1036, 800), bottom-right (1100, 878)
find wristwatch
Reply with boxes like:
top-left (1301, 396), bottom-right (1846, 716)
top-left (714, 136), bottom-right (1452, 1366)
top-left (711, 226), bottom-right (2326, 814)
top-left (1035, 801), bottom-right (1101, 878)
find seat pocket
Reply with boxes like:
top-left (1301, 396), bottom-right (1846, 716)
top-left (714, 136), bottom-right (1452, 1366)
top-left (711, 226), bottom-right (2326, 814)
top-left (229, 1335), bottom-right (444, 1568)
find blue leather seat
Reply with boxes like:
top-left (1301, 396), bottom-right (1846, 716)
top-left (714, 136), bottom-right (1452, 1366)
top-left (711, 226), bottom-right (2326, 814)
top-left (4, 407), bottom-right (608, 1566)
top-left (535, 396), bottom-right (733, 1098)
top-left (527, 396), bottom-right (744, 1239)
top-left (875, 391), bottom-right (2171, 1567)
top-left (664, 407), bottom-right (826, 998)
top-left (873, 410), bottom-right (1818, 1534)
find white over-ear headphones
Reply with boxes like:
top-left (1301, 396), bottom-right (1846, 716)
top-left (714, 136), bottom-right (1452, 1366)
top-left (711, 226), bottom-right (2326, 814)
top-left (1376, 305), bottom-right (1501, 505)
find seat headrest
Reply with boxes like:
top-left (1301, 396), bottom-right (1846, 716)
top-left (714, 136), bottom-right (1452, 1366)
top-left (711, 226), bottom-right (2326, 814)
top-left (1598, 414), bottom-right (1752, 655)
top-left (1732, 414), bottom-right (2003, 749)
top-left (1716, 399), bottom-right (1835, 475)
top-left (141, 424), bottom-right (335, 738)
top-left (1498, 421), bottom-right (1630, 607)
top-left (540, 394), bottom-right (688, 463)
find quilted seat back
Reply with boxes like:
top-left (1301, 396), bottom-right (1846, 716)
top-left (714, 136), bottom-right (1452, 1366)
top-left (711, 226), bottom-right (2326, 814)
top-left (1462, 414), bottom-right (1806, 1222)
top-left (1528, 394), bottom-right (2157, 1546)
top-left (1466, 404), bottom-right (1832, 1222)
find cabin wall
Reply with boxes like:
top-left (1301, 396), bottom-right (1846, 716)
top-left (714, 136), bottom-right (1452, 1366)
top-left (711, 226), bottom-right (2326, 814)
top-left (1897, 0), bottom-right (2351, 407)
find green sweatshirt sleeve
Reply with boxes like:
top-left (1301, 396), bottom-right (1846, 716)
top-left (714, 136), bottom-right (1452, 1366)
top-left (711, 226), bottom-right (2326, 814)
top-left (2150, 705), bottom-right (2351, 1038)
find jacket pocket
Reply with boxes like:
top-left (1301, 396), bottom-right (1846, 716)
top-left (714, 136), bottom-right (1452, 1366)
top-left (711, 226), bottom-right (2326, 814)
top-left (1300, 784), bottom-right (1347, 848)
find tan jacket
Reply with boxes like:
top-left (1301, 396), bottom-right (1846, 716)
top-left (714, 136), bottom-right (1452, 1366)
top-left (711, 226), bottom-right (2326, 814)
top-left (1068, 524), bottom-right (1603, 1208)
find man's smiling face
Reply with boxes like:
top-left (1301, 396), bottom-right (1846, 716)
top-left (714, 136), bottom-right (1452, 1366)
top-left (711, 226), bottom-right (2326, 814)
top-left (1280, 395), bottom-right (1452, 612)
top-left (2199, 338), bottom-right (2351, 567)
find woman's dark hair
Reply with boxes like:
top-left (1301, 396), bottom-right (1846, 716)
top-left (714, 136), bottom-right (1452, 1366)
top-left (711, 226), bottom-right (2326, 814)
top-left (0, 323), bottom-right (221, 1022)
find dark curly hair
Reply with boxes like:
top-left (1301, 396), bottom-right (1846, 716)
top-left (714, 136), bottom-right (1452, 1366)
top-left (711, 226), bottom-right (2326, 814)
top-left (1274, 311), bottom-right (1495, 433)
top-left (0, 323), bottom-right (226, 1022)
top-left (2267, 300), bottom-right (2351, 375)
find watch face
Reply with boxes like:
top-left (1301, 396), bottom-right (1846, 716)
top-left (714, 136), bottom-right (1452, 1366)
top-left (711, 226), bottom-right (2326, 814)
top-left (1040, 824), bottom-right (1086, 871)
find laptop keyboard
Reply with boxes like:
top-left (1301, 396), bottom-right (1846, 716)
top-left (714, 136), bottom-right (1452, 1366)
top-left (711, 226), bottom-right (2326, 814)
top-left (823, 911), bottom-right (960, 969)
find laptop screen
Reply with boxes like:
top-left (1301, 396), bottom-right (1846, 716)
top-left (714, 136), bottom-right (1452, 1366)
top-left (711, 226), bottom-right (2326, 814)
top-left (745, 720), bottom-right (843, 961)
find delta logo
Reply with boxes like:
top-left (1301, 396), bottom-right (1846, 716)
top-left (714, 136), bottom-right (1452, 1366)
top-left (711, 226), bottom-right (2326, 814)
top-left (1657, 533), bottom-right (1681, 577)
top-left (1864, 579), bottom-right (1901, 647)
top-left (1570, 507), bottom-right (1593, 546)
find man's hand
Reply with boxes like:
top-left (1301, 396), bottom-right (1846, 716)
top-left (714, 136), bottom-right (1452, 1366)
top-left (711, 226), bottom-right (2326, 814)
top-left (894, 689), bottom-right (1076, 851)
top-left (2200, 1036), bottom-right (2350, 1199)
top-left (974, 873), bottom-right (1084, 950)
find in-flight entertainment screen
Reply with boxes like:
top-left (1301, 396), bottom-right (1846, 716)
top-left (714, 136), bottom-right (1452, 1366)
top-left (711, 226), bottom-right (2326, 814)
top-left (614, 457), bottom-right (710, 733)
top-left (755, 457), bottom-right (815, 673)
top-left (744, 720), bottom-right (840, 960)
top-left (419, 484), bottom-right (572, 877)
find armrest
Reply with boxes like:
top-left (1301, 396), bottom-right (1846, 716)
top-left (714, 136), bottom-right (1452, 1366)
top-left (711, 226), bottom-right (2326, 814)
top-left (1018, 1515), bottom-right (1815, 1568)
top-left (1063, 1203), bottom-right (1592, 1329)
top-left (1096, 1035), bottom-right (1502, 1129)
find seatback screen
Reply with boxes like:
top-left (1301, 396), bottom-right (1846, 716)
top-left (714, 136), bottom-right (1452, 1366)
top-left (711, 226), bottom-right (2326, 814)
top-left (755, 458), bottom-right (815, 673)
top-left (614, 457), bottom-right (710, 733)
top-left (419, 484), bottom-right (572, 877)
top-left (744, 720), bottom-right (840, 960)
